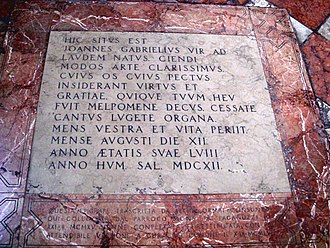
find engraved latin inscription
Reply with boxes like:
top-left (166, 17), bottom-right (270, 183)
top-left (28, 31), bottom-right (290, 194)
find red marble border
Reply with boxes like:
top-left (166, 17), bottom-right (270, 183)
top-left (250, 8), bottom-right (329, 245)
top-left (0, 1), bottom-right (328, 246)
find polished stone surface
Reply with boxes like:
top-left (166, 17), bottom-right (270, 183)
top-left (268, 0), bottom-right (330, 29)
top-left (0, 0), bottom-right (329, 246)
top-left (302, 34), bottom-right (330, 104)
top-left (28, 31), bottom-right (290, 194)
top-left (318, 16), bottom-right (330, 41)
top-left (289, 17), bottom-right (313, 44)
top-left (20, 193), bottom-right (297, 246)
top-left (0, 193), bottom-right (24, 247)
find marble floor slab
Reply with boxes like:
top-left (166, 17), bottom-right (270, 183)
top-left (0, 0), bottom-right (329, 247)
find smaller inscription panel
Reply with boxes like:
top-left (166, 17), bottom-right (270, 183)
top-left (20, 194), bottom-right (299, 247)
top-left (28, 31), bottom-right (290, 194)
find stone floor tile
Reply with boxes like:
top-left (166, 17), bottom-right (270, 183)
top-left (0, 1), bottom-right (329, 246)
top-left (0, 193), bottom-right (24, 247)
top-left (318, 16), bottom-right (330, 41)
top-left (268, 0), bottom-right (330, 30)
top-left (316, 98), bottom-right (330, 128)
top-left (302, 34), bottom-right (330, 104)
top-left (316, 98), bottom-right (330, 142)
top-left (245, 0), bottom-right (313, 45)
top-left (245, 0), bottom-right (275, 8)
top-left (290, 17), bottom-right (313, 45)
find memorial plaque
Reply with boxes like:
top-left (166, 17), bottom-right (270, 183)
top-left (0, 1), bottom-right (328, 247)
top-left (28, 31), bottom-right (290, 194)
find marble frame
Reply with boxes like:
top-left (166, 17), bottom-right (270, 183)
top-left (0, 1), bottom-right (328, 246)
